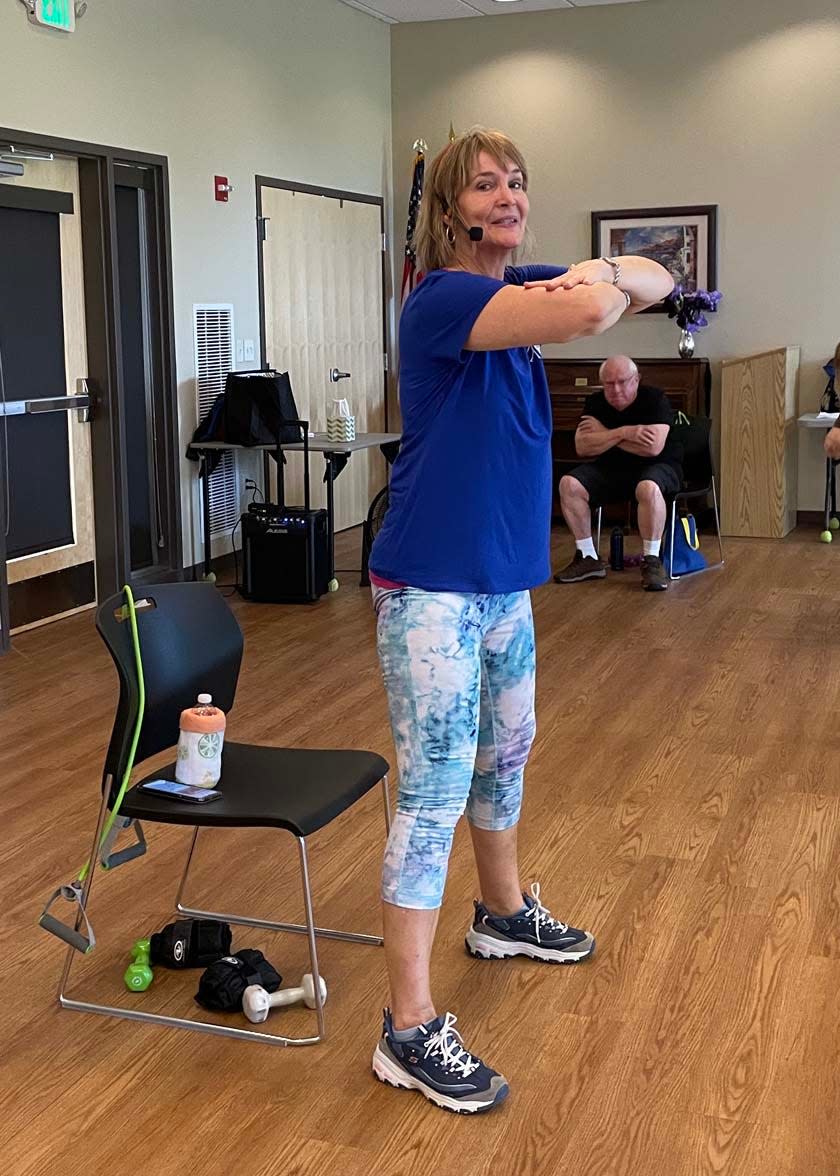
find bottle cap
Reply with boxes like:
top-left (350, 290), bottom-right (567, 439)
top-left (197, 693), bottom-right (212, 705)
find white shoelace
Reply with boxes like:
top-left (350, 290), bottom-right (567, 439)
top-left (422, 1012), bottom-right (480, 1077)
top-left (525, 881), bottom-right (568, 944)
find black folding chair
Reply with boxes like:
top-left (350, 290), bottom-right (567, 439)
top-left (55, 582), bottom-right (390, 1047)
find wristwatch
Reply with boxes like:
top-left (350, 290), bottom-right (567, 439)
top-left (600, 257), bottom-right (622, 285)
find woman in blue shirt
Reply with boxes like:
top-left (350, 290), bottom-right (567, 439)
top-left (370, 128), bottom-right (672, 1114)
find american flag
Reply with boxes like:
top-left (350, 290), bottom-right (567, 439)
top-left (401, 141), bottom-right (426, 303)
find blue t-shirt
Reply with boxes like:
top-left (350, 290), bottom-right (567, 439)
top-left (370, 264), bottom-right (567, 594)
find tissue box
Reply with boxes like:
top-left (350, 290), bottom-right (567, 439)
top-left (327, 415), bottom-right (356, 443)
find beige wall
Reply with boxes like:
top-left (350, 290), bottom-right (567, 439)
top-left (0, 0), bottom-right (391, 562)
top-left (390, 0), bottom-right (840, 509)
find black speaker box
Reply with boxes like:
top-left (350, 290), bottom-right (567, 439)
top-left (241, 507), bottom-right (329, 603)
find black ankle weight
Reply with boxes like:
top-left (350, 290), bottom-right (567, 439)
top-left (149, 918), bottom-right (232, 969)
top-left (195, 949), bottom-right (282, 1012)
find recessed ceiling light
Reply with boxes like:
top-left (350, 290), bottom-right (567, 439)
top-left (492, 1), bottom-right (524, 4)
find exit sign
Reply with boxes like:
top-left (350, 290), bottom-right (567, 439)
top-left (33, 0), bottom-right (76, 32)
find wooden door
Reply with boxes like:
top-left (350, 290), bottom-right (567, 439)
top-left (260, 184), bottom-right (385, 529)
top-left (0, 158), bottom-right (94, 631)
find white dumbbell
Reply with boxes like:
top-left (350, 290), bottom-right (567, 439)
top-left (242, 973), bottom-right (327, 1023)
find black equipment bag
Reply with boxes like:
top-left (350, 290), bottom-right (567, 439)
top-left (149, 918), bottom-right (232, 969)
top-left (223, 370), bottom-right (302, 446)
top-left (195, 949), bottom-right (282, 1011)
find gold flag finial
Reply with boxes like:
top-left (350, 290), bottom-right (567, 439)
top-left (448, 122), bottom-right (457, 142)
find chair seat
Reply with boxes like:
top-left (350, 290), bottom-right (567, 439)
top-left (122, 742), bottom-right (389, 837)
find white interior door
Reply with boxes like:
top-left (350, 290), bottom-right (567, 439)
top-left (261, 186), bottom-right (386, 530)
top-left (0, 157), bottom-right (95, 632)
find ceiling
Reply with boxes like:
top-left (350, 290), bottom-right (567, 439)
top-left (339, 0), bottom-right (649, 23)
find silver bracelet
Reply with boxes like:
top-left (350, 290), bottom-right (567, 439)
top-left (600, 257), bottom-right (622, 285)
top-left (622, 289), bottom-right (631, 310)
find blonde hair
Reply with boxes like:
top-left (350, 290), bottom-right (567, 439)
top-left (413, 127), bottom-right (530, 273)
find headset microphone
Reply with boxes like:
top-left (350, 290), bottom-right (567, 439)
top-left (468, 227), bottom-right (484, 242)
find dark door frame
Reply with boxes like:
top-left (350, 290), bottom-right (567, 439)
top-left (255, 176), bottom-right (389, 432)
top-left (0, 126), bottom-right (181, 647)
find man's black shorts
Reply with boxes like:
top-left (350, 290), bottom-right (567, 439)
top-left (565, 462), bottom-right (682, 506)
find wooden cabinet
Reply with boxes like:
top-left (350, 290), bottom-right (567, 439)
top-left (544, 357), bottom-right (711, 517)
top-left (720, 347), bottom-right (799, 538)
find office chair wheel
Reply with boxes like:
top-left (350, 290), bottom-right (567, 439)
top-left (328, 578), bottom-right (339, 592)
top-left (820, 530), bottom-right (833, 543)
top-left (830, 517), bottom-right (839, 531)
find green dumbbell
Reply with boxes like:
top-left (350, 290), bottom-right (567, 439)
top-left (123, 938), bottom-right (154, 992)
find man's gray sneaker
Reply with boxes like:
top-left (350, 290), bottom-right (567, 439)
top-left (465, 883), bottom-right (595, 964)
top-left (554, 551), bottom-right (607, 583)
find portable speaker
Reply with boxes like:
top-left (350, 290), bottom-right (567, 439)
top-left (240, 507), bottom-right (329, 603)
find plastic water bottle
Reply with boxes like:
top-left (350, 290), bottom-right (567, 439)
top-left (609, 527), bottom-right (624, 571)
top-left (175, 694), bottom-right (226, 787)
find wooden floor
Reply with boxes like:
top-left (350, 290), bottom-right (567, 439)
top-left (2, 526), bottom-right (840, 1176)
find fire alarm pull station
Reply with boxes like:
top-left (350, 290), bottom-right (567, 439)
top-left (215, 176), bottom-right (234, 202)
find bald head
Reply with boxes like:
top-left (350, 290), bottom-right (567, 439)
top-left (600, 355), bottom-right (640, 411)
top-left (599, 356), bottom-right (638, 383)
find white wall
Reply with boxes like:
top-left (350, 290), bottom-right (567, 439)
top-left (390, 0), bottom-right (840, 509)
top-left (0, 0), bottom-right (391, 562)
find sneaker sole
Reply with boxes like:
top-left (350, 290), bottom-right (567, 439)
top-left (464, 927), bottom-right (595, 964)
top-left (554, 570), bottom-right (606, 583)
top-left (643, 582), bottom-right (668, 592)
top-left (372, 1044), bottom-right (508, 1115)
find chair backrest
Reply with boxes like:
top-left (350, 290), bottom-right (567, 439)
top-left (671, 416), bottom-right (715, 490)
top-left (96, 582), bottom-right (243, 800)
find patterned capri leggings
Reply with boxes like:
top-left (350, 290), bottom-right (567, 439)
top-left (374, 586), bottom-right (536, 910)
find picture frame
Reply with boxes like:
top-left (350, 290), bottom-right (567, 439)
top-left (591, 205), bottom-right (718, 313)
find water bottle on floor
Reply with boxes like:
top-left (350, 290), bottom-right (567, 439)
top-left (610, 527), bottom-right (624, 571)
top-left (175, 694), bottom-right (226, 787)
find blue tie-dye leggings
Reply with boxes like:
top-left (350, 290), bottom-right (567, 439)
top-left (373, 586), bottom-right (536, 910)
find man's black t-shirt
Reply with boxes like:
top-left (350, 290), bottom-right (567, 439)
top-left (583, 385), bottom-right (682, 472)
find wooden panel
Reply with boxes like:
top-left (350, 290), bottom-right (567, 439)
top-left (720, 347), bottom-right (800, 538)
top-left (261, 187), bottom-right (385, 530)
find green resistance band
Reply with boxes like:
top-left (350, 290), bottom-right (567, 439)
top-left (78, 583), bottom-right (147, 881)
top-left (40, 586), bottom-right (147, 951)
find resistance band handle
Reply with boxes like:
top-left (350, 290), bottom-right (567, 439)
top-left (39, 882), bottom-right (96, 954)
top-left (38, 913), bottom-right (93, 955)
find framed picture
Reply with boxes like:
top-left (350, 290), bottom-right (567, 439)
top-left (591, 205), bottom-right (717, 312)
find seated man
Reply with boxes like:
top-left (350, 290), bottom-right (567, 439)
top-left (554, 355), bottom-right (683, 592)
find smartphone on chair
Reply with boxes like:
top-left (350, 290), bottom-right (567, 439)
top-left (139, 780), bottom-right (222, 804)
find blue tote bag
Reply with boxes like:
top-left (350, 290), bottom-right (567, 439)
top-left (664, 513), bottom-right (707, 576)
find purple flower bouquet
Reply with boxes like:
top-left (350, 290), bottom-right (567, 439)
top-left (663, 286), bottom-right (722, 334)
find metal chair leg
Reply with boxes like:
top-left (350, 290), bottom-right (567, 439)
top-left (298, 837), bottom-right (326, 1041)
top-left (174, 826), bottom-right (201, 912)
top-left (712, 477), bottom-right (725, 566)
top-left (668, 500), bottom-right (678, 581)
top-left (381, 774), bottom-right (392, 836)
top-left (594, 506), bottom-right (602, 554)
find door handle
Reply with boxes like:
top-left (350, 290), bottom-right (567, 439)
top-left (0, 391), bottom-right (92, 419)
top-left (329, 368), bottom-right (351, 383)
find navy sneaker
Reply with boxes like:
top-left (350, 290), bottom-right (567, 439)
top-left (465, 882), bottom-right (595, 964)
top-left (372, 1009), bottom-right (509, 1114)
